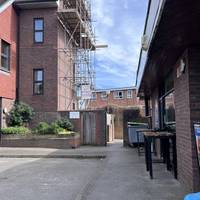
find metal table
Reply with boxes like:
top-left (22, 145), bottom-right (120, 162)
top-left (143, 131), bottom-right (177, 179)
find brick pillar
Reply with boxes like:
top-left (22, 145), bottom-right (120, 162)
top-left (174, 48), bottom-right (200, 192)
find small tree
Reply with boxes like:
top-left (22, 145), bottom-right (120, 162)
top-left (55, 118), bottom-right (74, 131)
top-left (8, 102), bottom-right (34, 127)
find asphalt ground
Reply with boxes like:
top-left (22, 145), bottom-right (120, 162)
top-left (0, 141), bottom-right (188, 200)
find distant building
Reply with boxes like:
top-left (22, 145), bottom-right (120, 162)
top-left (89, 87), bottom-right (144, 111)
top-left (0, 0), bottom-right (17, 127)
top-left (88, 87), bottom-right (145, 140)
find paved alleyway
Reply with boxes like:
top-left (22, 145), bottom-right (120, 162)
top-left (85, 140), bottom-right (187, 200)
top-left (0, 141), bottom-right (187, 200)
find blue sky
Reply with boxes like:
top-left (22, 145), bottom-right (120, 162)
top-left (91, 0), bottom-right (148, 89)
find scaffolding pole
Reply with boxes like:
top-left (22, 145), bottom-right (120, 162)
top-left (57, 0), bottom-right (95, 110)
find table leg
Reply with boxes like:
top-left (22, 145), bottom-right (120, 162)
top-left (144, 136), bottom-right (149, 171)
top-left (147, 138), bottom-right (153, 179)
top-left (137, 132), bottom-right (140, 156)
top-left (165, 138), bottom-right (171, 171)
top-left (162, 139), bottom-right (167, 164)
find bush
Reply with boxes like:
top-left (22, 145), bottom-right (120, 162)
top-left (49, 122), bottom-right (64, 134)
top-left (1, 127), bottom-right (30, 135)
top-left (9, 102), bottom-right (34, 126)
top-left (55, 118), bottom-right (74, 131)
top-left (33, 122), bottom-right (50, 135)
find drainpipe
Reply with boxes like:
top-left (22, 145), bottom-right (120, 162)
top-left (16, 9), bottom-right (20, 103)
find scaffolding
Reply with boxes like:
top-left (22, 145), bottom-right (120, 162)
top-left (57, 0), bottom-right (95, 110)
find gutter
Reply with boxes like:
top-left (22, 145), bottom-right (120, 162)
top-left (135, 0), bottom-right (152, 87)
top-left (135, 0), bottom-right (167, 89)
top-left (16, 8), bottom-right (20, 103)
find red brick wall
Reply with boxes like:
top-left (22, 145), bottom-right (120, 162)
top-left (18, 8), bottom-right (58, 112)
top-left (174, 49), bottom-right (200, 192)
top-left (187, 48), bottom-right (200, 191)
top-left (0, 4), bottom-right (17, 100)
top-left (60, 110), bottom-right (106, 146)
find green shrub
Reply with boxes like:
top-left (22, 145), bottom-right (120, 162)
top-left (9, 102), bottom-right (34, 126)
top-left (55, 118), bottom-right (74, 131)
top-left (33, 122), bottom-right (50, 135)
top-left (49, 122), bottom-right (64, 134)
top-left (1, 127), bottom-right (30, 135)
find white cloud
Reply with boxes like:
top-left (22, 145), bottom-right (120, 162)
top-left (91, 0), bottom-right (148, 89)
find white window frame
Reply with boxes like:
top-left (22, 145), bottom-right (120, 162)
top-left (127, 90), bottom-right (133, 99)
top-left (113, 91), bottom-right (124, 99)
top-left (101, 92), bottom-right (107, 100)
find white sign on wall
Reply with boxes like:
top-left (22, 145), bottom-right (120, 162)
top-left (81, 85), bottom-right (92, 100)
top-left (69, 112), bottom-right (80, 119)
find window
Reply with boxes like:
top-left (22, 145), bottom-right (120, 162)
top-left (1, 40), bottom-right (10, 71)
top-left (91, 92), bottom-right (97, 101)
top-left (33, 69), bottom-right (44, 95)
top-left (101, 92), bottom-right (107, 100)
top-left (34, 18), bottom-right (44, 43)
top-left (127, 90), bottom-right (132, 98)
top-left (160, 91), bottom-right (175, 128)
top-left (159, 72), bottom-right (175, 129)
top-left (113, 91), bottom-right (124, 99)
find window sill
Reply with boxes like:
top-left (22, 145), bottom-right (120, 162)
top-left (0, 68), bottom-right (10, 74)
top-left (33, 94), bottom-right (44, 96)
top-left (33, 42), bottom-right (44, 45)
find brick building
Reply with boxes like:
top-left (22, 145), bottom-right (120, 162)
top-left (0, 0), bottom-right (95, 127)
top-left (136, 0), bottom-right (200, 192)
top-left (0, 0), bottom-right (17, 127)
top-left (89, 87), bottom-right (145, 139)
top-left (14, 0), bottom-right (77, 124)
top-left (89, 87), bottom-right (144, 110)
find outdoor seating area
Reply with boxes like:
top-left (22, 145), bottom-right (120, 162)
top-left (129, 126), bottom-right (177, 180)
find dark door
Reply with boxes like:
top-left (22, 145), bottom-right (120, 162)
top-left (83, 112), bottom-right (96, 145)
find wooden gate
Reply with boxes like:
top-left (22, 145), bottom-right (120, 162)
top-left (82, 112), bottom-right (96, 145)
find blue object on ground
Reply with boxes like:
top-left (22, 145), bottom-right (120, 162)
top-left (184, 193), bottom-right (200, 200)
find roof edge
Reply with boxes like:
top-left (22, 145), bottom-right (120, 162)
top-left (94, 86), bottom-right (137, 93)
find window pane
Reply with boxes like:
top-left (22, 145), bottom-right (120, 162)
top-left (34, 82), bottom-right (43, 94)
top-left (114, 91), bottom-right (123, 99)
top-left (34, 70), bottom-right (43, 81)
top-left (127, 90), bottom-right (132, 98)
top-left (35, 19), bottom-right (43, 31)
top-left (164, 73), bottom-right (174, 93)
top-left (35, 32), bottom-right (43, 43)
top-left (2, 42), bottom-right (9, 56)
top-left (164, 92), bottom-right (175, 125)
top-left (1, 40), bottom-right (10, 71)
top-left (1, 56), bottom-right (9, 70)
top-left (101, 92), bottom-right (107, 99)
